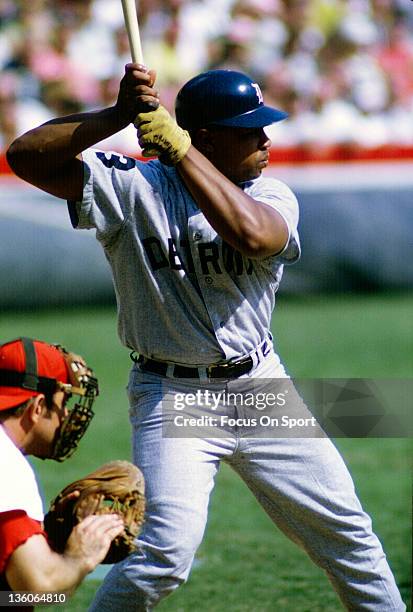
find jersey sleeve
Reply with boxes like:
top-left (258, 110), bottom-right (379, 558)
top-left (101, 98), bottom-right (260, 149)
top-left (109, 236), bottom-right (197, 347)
top-left (0, 429), bottom-right (44, 522)
top-left (246, 177), bottom-right (301, 264)
top-left (0, 510), bottom-right (45, 574)
top-left (67, 149), bottom-right (141, 246)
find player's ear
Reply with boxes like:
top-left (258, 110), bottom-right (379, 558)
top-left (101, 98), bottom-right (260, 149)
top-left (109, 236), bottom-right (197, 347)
top-left (192, 129), bottom-right (214, 156)
top-left (24, 395), bottom-right (47, 426)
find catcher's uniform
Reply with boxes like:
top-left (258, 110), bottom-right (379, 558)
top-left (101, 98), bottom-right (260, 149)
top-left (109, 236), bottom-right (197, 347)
top-left (70, 150), bottom-right (405, 611)
top-left (0, 425), bottom-right (45, 594)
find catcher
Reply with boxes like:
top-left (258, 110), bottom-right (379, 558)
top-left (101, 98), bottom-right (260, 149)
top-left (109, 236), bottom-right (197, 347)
top-left (0, 337), bottom-right (143, 606)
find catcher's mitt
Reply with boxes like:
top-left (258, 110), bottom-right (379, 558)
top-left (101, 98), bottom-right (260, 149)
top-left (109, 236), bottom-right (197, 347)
top-left (44, 460), bottom-right (145, 564)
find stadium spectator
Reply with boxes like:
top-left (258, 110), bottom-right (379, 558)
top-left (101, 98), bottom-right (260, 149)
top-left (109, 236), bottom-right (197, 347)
top-left (0, 0), bottom-right (412, 151)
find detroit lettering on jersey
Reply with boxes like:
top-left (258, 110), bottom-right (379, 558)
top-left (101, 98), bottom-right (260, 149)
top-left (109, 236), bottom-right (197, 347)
top-left (94, 150), bottom-right (254, 277)
top-left (143, 236), bottom-right (253, 276)
top-left (69, 149), bottom-right (300, 363)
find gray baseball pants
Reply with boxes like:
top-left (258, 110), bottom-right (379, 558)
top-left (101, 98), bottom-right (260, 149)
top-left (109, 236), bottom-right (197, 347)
top-left (89, 349), bottom-right (405, 611)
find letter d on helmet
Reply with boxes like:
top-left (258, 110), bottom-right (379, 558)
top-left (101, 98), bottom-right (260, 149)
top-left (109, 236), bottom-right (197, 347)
top-left (175, 69), bottom-right (288, 131)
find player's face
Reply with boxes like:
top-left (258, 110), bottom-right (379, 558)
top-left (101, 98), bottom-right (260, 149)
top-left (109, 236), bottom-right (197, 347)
top-left (209, 126), bottom-right (271, 184)
top-left (31, 391), bottom-right (70, 458)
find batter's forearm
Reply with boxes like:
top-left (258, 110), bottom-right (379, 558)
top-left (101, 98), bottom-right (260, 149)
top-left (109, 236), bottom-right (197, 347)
top-left (7, 63), bottom-right (158, 186)
top-left (178, 147), bottom-right (288, 258)
top-left (135, 104), bottom-right (288, 257)
top-left (7, 106), bottom-right (127, 179)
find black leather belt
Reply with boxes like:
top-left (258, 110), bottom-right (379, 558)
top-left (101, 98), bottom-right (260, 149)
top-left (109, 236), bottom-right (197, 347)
top-left (133, 354), bottom-right (254, 379)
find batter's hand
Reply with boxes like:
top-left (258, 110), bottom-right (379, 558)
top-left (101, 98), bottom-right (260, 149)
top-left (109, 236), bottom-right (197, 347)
top-left (137, 105), bottom-right (191, 165)
top-left (116, 63), bottom-right (159, 123)
top-left (63, 514), bottom-right (124, 573)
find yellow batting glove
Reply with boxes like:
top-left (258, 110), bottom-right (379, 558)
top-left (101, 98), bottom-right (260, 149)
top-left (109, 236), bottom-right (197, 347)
top-left (136, 106), bottom-right (191, 166)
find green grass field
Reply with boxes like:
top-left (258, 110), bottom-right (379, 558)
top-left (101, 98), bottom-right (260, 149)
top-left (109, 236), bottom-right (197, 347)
top-left (1, 294), bottom-right (411, 611)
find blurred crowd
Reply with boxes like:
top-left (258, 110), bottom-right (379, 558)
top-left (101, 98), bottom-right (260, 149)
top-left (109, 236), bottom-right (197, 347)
top-left (0, 0), bottom-right (412, 153)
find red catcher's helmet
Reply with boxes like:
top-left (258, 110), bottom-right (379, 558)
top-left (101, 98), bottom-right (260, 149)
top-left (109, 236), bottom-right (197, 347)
top-left (0, 337), bottom-right (99, 461)
top-left (0, 338), bottom-right (69, 411)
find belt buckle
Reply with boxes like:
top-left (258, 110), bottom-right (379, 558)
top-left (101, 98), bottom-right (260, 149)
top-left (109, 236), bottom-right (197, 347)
top-left (206, 357), bottom-right (249, 379)
top-left (206, 361), bottom-right (232, 378)
top-left (206, 364), bottom-right (219, 378)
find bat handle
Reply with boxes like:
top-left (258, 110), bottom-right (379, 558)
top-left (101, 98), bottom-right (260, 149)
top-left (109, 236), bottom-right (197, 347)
top-left (130, 39), bottom-right (144, 66)
top-left (121, 0), bottom-right (144, 65)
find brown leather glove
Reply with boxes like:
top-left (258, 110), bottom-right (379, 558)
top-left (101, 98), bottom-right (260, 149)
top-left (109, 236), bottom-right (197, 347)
top-left (44, 461), bottom-right (145, 564)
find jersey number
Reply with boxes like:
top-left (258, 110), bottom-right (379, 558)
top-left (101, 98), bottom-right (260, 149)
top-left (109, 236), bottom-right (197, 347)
top-left (95, 152), bottom-right (136, 171)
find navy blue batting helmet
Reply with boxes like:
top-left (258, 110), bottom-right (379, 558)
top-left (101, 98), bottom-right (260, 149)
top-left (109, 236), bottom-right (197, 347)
top-left (175, 69), bottom-right (288, 131)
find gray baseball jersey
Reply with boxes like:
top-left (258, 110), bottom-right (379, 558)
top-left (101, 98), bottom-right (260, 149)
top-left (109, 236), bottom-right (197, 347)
top-left (68, 150), bottom-right (300, 365)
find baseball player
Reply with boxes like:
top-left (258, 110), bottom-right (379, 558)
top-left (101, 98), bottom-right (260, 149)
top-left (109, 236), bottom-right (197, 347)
top-left (6, 66), bottom-right (405, 611)
top-left (0, 337), bottom-right (124, 607)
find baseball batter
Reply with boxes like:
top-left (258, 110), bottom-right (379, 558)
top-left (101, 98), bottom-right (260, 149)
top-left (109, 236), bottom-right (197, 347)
top-left (7, 66), bottom-right (405, 611)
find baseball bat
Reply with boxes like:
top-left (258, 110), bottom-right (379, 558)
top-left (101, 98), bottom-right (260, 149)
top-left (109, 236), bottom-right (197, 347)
top-left (121, 0), bottom-right (144, 65)
top-left (121, 0), bottom-right (159, 151)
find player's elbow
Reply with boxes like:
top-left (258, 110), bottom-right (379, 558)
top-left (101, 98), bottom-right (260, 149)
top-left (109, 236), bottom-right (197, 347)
top-left (235, 204), bottom-right (289, 258)
top-left (236, 238), bottom-right (269, 258)
top-left (6, 138), bottom-right (32, 180)
top-left (240, 243), bottom-right (281, 259)
top-left (6, 133), bottom-right (48, 183)
top-left (237, 228), bottom-right (288, 259)
top-left (6, 139), bottom-right (20, 172)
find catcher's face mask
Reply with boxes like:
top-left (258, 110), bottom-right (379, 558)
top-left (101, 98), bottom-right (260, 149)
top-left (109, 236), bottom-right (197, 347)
top-left (0, 337), bottom-right (98, 461)
top-left (51, 345), bottom-right (99, 461)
